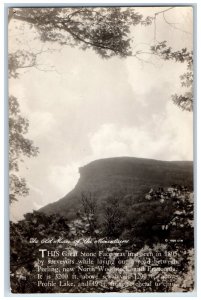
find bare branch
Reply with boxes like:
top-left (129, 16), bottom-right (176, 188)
top-left (155, 7), bottom-right (175, 16)
top-left (162, 11), bottom-right (191, 35)
top-left (153, 8), bottom-right (175, 43)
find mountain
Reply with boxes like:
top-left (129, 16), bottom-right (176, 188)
top-left (40, 157), bottom-right (193, 219)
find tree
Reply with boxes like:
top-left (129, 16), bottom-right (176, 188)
top-left (80, 193), bottom-right (98, 236)
top-left (8, 7), bottom-right (193, 204)
top-left (8, 12), bottom-right (40, 203)
top-left (10, 211), bottom-right (70, 293)
top-left (7, 7), bottom-right (152, 204)
top-left (8, 7), bottom-right (152, 58)
top-left (151, 41), bottom-right (193, 111)
top-left (9, 95), bottom-right (39, 203)
top-left (103, 243), bottom-right (194, 292)
top-left (9, 51), bottom-right (38, 79)
top-left (9, 7), bottom-right (193, 111)
top-left (102, 196), bottom-right (122, 237)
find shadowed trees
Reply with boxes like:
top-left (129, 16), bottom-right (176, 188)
top-left (9, 96), bottom-right (39, 203)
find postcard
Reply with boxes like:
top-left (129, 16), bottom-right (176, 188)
top-left (8, 6), bottom-right (194, 293)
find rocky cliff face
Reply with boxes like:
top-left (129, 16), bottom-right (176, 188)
top-left (40, 157), bottom-right (193, 219)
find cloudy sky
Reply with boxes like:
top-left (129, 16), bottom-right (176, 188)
top-left (9, 6), bottom-right (193, 221)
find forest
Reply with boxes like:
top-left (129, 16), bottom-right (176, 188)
top-left (10, 185), bottom-right (194, 293)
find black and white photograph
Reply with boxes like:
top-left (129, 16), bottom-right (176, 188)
top-left (8, 5), bottom-right (194, 294)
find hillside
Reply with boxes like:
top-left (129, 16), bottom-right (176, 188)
top-left (40, 157), bottom-right (193, 220)
top-left (13, 156), bottom-right (194, 293)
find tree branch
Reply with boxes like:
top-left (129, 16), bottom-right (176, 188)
top-left (153, 7), bottom-right (175, 42)
top-left (162, 11), bottom-right (191, 35)
top-left (60, 22), bottom-right (119, 54)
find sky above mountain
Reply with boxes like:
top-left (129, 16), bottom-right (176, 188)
top-left (9, 6), bottom-right (193, 221)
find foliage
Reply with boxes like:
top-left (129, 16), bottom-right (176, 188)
top-left (151, 41), bottom-right (193, 111)
top-left (9, 95), bottom-right (39, 203)
top-left (122, 185), bottom-right (194, 247)
top-left (10, 187), bottom-right (194, 293)
top-left (8, 7), bottom-right (152, 204)
top-left (9, 7), bottom-right (152, 59)
top-left (102, 196), bottom-right (123, 237)
top-left (10, 211), bottom-right (69, 293)
top-left (8, 27), bottom-right (40, 204)
top-left (80, 193), bottom-right (99, 237)
top-left (9, 51), bottom-right (37, 78)
top-left (104, 243), bottom-right (194, 292)
top-left (9, 7), bottom-right (193, 111)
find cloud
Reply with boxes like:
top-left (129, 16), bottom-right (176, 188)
top-left (9, 7), bottom-right (193, 222)
top-left (48, 162), bottom-right (80, 196)
top-left (28, 111), bottom-right (56, 138)
top-left (44, 101), bottom-right (193, 201)
top-left (160, 101), bottom-right (193, 160)
top-left (88, 102), bottom-right (193, 162)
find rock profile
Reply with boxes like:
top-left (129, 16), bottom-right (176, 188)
top-left (40, 157), bottom-right (193, 219)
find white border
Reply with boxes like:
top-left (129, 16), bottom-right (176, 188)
top-left (1, 1), bottom-right (200, 300)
